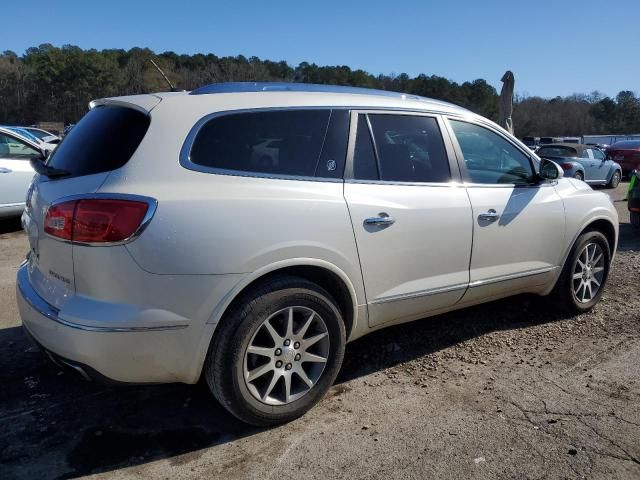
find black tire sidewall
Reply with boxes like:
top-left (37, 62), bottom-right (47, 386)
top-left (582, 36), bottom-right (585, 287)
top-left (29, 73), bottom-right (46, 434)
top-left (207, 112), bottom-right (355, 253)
top-left (207, 279), bottom-right (345, 426)
top-left (609, 171), bottom-right (620, 188)
top-left (574, 172), bottom-right (584, 181)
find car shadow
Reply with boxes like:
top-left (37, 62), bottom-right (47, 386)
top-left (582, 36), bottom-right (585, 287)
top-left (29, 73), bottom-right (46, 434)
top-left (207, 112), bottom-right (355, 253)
top-left (617, 222), bottom-right (640, 252)
top-left (0, 217), bottom-right (22, 235)
top-left (0, 293), bottom-right (575, 479)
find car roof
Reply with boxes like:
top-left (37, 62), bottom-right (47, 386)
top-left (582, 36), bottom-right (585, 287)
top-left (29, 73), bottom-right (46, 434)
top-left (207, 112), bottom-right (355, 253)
top-left (92, 82), bottom-right (472, 117)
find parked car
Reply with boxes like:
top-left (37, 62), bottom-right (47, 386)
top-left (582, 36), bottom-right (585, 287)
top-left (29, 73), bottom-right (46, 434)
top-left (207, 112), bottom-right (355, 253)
top-left (3, 127), bottom-right (57, 153)
top-left (629, 170), bottom-right (640, 228)
top-left (536, 143), bottom-right (621, 188)
top-left (0, 127), bottom-right (40, 218)
top-left (17, 83), bottom-right (618, 426)
top-left (606, 140), bottom-right (640, 177)
top-left (23, 127), bottom-right (61, 145)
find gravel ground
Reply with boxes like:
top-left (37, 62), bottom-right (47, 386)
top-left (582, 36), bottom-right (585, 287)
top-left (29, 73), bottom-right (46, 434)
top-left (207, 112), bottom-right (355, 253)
top-left (0, 182), bottom-right (638, 479)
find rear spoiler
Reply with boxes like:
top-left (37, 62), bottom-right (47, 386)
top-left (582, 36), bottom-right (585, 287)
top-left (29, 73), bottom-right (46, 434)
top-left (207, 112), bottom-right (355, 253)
top-left (89, 94), bottom-right (163, 115)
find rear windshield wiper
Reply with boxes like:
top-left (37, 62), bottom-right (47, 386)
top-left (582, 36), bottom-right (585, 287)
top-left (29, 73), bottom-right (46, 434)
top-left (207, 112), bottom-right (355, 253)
top-left (30, 157), bottom-right (71, 179)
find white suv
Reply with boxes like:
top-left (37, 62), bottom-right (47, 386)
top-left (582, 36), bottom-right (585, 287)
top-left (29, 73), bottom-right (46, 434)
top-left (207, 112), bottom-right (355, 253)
top-left (17, 83), bottom-right (618, 425)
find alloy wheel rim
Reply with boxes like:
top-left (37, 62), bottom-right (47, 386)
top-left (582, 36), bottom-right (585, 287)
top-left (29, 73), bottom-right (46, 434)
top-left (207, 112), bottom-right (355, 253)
top-left (243, 306), bottom-right (330, 405)
top-left (572, 242), bottom-right (605, 303)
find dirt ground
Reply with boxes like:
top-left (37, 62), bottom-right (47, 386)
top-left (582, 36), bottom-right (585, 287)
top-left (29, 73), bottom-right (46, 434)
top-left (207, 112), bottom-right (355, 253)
top-left (1, 182), bottom-right (638, 480)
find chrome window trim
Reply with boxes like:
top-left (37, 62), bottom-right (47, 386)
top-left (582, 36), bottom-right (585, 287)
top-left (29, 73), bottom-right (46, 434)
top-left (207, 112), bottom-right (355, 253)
top-left (43, 193), bottom-right (158, 247)
top-left (344, 109), bottom-right (462, 185)
top-left (179, 106), bottom-right (346, 183)
top-left (17, 263), bottom-right (187, 332)
top-left (180, 106), bottom-right (465, 184)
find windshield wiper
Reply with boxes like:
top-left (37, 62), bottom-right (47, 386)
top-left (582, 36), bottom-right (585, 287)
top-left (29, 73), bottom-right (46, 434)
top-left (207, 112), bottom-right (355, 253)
top-left (30, 157), bottom-right (71, 179)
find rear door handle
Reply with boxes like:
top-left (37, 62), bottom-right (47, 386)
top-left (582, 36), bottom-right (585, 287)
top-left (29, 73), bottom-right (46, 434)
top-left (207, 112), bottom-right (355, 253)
top-left (478, 209), bottom-right (500, 222)
top-left (0, 167), bottom-right (11, 173)
top-left (364, 214), bottom-right (396, 227)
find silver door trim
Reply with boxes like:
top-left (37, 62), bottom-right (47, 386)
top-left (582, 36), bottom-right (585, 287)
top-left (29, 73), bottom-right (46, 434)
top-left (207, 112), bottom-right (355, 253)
top-left (370, 283), bottom-right (469, 305)
top-left (469, 266), bottom-right (557, 288)
top-left (370, 266), bottom-right (558, 305)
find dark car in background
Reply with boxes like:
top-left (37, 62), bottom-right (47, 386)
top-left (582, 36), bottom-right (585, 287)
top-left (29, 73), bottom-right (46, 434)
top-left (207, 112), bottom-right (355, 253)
top-left (606, 140), bottom-right (640, 177)
top-left (629, 170), bottom-right (640, 228)
top-left (536, 143), bottom-right (621, 188)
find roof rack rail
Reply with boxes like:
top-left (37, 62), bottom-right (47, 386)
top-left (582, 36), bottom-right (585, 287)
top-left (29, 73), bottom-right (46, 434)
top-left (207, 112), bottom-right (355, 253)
top-left (189, 82), bottom-right (426, 100)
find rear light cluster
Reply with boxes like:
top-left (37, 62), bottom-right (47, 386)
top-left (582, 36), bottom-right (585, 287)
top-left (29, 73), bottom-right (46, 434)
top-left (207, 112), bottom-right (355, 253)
top-left (560, 163), bottom-right (574, 171)
top-left (44, 198), bottom-right (150, 244)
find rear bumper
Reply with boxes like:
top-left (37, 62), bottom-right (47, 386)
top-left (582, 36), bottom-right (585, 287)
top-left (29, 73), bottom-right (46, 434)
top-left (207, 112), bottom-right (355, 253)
top-left (16, 263), bottom-right (209, 384)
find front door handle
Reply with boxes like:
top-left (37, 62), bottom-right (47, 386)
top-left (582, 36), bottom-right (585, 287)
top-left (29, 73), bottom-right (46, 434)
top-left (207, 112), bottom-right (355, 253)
top-left (478, 209), bottom-right (500, 222)
top-left (364, 213), bottom-right (396, 227)
top-left (0, 167), bottom-right (12, 174)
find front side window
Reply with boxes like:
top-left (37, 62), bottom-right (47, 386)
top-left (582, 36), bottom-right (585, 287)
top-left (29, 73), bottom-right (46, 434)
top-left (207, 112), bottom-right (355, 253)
top-left (190, 109), bottom-right (343, 178)
top-left (449, 120), bottom-right (535, 185)
top-left (352, 113), bottom-right (450, 183)
top-left (0, 133), bottom-right (41, 160)
top-left (593, 149), bottom-right (605, 160)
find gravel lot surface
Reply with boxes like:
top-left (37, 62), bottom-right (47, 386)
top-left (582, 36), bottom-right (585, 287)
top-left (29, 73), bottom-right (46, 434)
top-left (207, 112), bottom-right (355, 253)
top-left (1, 183), bottom-right (638, 479)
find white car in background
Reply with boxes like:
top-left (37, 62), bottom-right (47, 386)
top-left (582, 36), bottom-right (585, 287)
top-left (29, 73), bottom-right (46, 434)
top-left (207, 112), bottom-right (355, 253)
top-left (24, 127), bottom-right (61, 146)
top-left (0, 126), bottom-right (40, 218)
top-left (17, 83), bottom-right (619, 426)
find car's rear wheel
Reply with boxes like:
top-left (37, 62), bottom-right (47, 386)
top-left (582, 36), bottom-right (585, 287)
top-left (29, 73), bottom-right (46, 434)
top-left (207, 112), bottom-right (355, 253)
top-left (607, 171), bottom-right (621, 189)
top-left (631, 211), bottom-right (640, 229)
top-left (550, 230), bottom-right (611, 313)
top-left (205, 275), bottom-right (346, 426)
top-left (573, 171), bottom-right (584, 181)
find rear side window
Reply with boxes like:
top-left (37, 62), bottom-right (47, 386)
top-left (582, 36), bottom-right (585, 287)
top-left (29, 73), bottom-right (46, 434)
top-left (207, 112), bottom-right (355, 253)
top-left (190, 109), bottom-right (344, 178)
top-left (352, 113), bottom-right (451, 183)
top-left (46, 106), bottom-right (150, 177)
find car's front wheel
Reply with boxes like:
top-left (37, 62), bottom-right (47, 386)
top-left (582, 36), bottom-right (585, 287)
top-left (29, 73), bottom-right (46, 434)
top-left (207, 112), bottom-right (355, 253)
top-left (205, 275), bottom-right (346, 426)
top-left (550, 230), bottom-right (611, 313)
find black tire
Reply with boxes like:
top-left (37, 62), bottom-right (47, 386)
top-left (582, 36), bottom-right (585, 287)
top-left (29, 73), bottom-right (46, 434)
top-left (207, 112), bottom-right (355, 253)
top-left (573, 171), bottom-right (584, 181)
top-left (631, 211), bottom-right (640, 229)
top-left (607, 170), bottom-right (621, 189)
top-left (550, 230), bottom-right (611, 314)
top-left (205, 275), bottom-right (346, 426)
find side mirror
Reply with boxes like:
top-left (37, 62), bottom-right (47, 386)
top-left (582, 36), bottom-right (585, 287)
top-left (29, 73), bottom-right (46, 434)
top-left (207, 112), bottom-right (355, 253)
top-left (539, 158), bottom-right (564, 181)
top-left (41, 148), bottom-right (50, 160)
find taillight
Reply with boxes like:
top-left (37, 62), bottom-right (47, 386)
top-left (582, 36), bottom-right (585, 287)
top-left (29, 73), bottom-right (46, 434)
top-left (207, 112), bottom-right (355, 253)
top-left (44, 198), bottom-right (151, 244)
top-left (560, 163), bottom-right (574, 171)
top-left (44, 201), bottom-right (75, 240)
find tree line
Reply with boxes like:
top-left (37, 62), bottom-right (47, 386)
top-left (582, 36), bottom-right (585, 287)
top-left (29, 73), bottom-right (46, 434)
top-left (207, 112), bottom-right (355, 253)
top-left (1, 44), bottom-right (639, 137)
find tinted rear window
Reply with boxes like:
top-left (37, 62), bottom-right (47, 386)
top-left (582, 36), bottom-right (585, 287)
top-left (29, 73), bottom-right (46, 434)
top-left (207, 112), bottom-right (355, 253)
top-left (189, 110), bottom-right (333, 178)
top-left (46, 106), bottom-right (150, 177)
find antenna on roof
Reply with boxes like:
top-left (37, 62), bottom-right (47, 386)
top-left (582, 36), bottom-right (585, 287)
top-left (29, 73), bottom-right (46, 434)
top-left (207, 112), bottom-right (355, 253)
top-left (148, 58), bottom-right (184, 92)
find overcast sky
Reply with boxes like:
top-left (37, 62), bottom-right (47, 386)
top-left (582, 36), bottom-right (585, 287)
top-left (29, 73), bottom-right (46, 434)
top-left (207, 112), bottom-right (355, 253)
top-left (4, 0), bottom-right (639, 98)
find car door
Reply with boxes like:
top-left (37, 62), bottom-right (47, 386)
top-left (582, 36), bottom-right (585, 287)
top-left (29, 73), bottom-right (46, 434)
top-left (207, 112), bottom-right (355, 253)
top-left (590, 148), bottom-right (609, 181)
top-left (580, 148), bottom-right (597, 180)
top-left (0, 131), bottom-right (38, 209)
top-left (344, 111), bottom-right (473, 327)
top-left (445, 118), bottom-right (565, 303)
